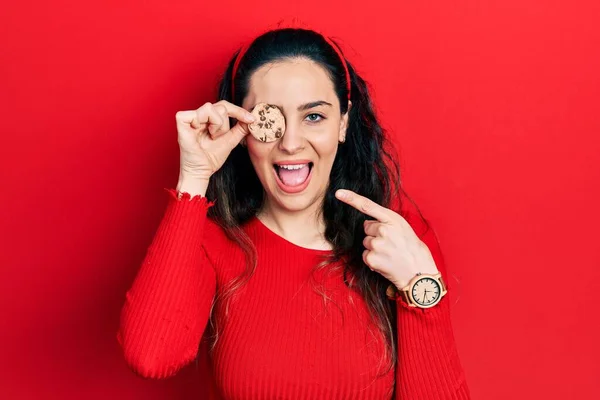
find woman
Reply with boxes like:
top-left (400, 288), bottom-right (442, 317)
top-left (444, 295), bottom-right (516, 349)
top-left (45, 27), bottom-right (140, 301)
top-left (118, 28), bottom-right (471, 399)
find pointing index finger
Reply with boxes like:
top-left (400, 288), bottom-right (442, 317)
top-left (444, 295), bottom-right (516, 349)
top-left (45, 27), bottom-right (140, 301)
top-left (335, 189), bottom-right (392, 223)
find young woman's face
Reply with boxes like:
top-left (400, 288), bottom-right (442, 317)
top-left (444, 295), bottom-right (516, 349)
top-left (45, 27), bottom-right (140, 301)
top-left (242, 58), bottom-right (350, 213)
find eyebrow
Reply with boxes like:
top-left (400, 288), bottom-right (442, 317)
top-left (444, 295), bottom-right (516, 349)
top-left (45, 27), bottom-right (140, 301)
top-left (251, 100), bottom-right (333, 113)
top-left (297, 101), bottom-right (333, 111)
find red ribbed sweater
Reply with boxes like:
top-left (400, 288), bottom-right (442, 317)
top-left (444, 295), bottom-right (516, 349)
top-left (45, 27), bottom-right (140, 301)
top-left (117, 188), bottom-right (470, 399)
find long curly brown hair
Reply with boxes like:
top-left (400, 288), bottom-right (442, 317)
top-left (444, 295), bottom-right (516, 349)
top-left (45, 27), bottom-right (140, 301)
top-left (201, 28), bottom-right (429, 382)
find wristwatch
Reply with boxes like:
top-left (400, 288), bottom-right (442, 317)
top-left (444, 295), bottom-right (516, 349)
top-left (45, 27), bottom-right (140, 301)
top-left (386, 272), bottom-right (447, 309)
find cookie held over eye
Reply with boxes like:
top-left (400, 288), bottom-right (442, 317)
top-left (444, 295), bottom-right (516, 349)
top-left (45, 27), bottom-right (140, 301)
top-left (248, 103), bottom-right (286, 143)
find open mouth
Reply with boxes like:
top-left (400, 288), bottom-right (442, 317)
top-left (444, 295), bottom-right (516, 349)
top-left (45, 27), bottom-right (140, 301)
top-left (273, 162), bottom-right (314, 193)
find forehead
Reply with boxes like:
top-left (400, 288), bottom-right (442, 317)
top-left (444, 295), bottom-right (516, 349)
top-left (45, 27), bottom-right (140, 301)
top-left (243, 58), bottom-right (339, 110)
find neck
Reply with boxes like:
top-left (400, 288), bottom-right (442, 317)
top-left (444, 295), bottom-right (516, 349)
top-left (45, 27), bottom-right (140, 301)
top-left (257, 196), bottom-right (332, 251)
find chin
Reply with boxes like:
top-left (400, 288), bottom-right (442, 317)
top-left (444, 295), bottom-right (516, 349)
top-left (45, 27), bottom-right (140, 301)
top-left (271, 190), bottom-right (320, 212)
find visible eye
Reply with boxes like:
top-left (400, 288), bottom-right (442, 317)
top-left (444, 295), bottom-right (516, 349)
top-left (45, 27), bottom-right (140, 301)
top-left (305, 113), bottom-right (325, 123)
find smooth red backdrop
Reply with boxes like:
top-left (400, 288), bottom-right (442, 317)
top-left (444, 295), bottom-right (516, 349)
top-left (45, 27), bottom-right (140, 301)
top-left (1, 0), bottom-right (599, 399)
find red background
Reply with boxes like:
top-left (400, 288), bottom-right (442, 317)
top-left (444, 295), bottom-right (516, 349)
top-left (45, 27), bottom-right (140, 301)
top-left (1, 0), bottom-right (599, 398)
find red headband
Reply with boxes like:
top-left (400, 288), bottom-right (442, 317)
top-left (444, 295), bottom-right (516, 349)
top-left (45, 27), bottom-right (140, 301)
top-left (230, 35), bottom-right (352, 102)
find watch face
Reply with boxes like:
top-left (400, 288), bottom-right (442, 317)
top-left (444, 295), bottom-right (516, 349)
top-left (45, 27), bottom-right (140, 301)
top-left (412, 277), bottom-right (442, 307)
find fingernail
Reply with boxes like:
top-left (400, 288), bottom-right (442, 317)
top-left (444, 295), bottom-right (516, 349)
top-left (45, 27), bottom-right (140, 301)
top-left (335, 190), bottom-right (346, 199)
top-left (245, 113), bottom-right (255, 122)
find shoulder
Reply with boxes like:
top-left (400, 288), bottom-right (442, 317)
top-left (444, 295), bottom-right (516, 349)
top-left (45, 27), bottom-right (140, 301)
top-left (201, 216), bottom-right (247, 272)
top-left (202, 217), bottom-right (235, 251)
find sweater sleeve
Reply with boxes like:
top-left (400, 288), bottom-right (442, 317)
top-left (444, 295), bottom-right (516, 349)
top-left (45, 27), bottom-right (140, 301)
top-left (116, 188), bottom-right (216, 379)
top-left (394, 198), bottom-right (471, 399)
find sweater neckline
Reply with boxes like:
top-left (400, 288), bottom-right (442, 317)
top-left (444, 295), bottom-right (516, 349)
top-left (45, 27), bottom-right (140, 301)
top-left (249, 216), bottom-right (334, 255)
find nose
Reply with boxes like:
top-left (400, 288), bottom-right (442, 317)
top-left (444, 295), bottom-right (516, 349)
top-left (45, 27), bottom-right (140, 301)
top-left (278, 121), bottom-right (304, 154)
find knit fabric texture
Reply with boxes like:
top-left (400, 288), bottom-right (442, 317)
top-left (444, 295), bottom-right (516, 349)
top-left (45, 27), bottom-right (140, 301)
top-left (117, 188), bottom-right (470, 399)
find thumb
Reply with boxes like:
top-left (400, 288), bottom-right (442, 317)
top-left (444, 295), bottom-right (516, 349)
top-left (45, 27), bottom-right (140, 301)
top-left (224, 121), bottom-right (250, 148)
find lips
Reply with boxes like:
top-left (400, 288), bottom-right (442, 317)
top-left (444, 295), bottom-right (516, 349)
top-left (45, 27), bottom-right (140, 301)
top-left (273, 161), bottom-right (314, 193)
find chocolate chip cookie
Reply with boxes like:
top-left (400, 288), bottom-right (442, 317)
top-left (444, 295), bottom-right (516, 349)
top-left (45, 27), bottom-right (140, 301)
top-left (248, 103), bottom-right (286, 143)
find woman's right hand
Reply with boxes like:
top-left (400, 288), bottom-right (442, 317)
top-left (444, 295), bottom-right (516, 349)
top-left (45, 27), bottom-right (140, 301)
top-left (175, 101), bottom-right (255, 182)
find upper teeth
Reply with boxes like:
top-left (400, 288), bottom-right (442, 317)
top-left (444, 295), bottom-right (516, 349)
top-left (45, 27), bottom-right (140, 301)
top-left (279, 164), bottom-right (307, 170)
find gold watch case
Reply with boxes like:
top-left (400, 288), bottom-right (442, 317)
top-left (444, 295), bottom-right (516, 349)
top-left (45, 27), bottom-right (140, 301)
top-left (386, 272), bottom-right (447, 309)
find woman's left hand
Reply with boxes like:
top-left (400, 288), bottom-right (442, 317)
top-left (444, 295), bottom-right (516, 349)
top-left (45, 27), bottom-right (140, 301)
top-left (335, 189), bottom-right (439, 290)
